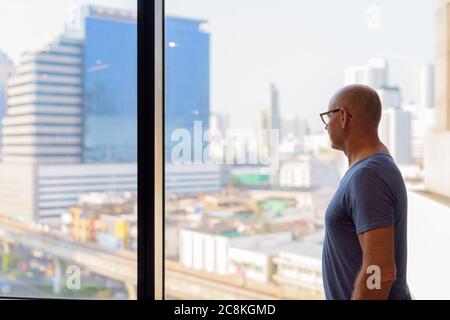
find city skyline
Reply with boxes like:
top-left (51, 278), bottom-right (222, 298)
top-left (166, 0), bottom-right (436, 132)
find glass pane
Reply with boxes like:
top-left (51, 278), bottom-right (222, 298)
top-left (0, 1), bottom-right (137, 299)
top-left (164, 0), bottom-right (444, 300)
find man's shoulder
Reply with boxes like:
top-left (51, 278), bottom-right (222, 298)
top-left (353, 154), bottom-right (399, 179)
top-left (347, 155), bottom-right (405, 198)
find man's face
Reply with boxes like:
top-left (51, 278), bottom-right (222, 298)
top-left (325, 100), bottom-right (343, 151)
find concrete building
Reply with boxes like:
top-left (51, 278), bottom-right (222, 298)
top-left (272, 241), bottom-right (324, 299)
top-left (379, 108), bottom-right (412, 165)
top-left (281, 116), bottom-right (309, 144)
top-left (0, 162), bottom-right (136, 223)
top-left (247, 187), bottom-right (335, 222)
top-left (277, 155), bottom-right (340, 189)
top-left (228, 232), bottom-right (293, 283)
top-left (2, 35), bottom-right (84, 164)
top-left (344, 58), bottom-right (388, 88)
top-left (257, 83), bottom-right (281, 162)
top-left (403, 104), bottom-right (435, 165)
top-left (376, 86), bottom-right (401, 110)
top-left (0, 6), bottom-right (139, 224)
top-left (303, 132), bottom-right (331, 154)
top-left (179, 227), bottom-right (292, 276)
top-left (208, 113), bottom-right (230, 162)
top-left (165, 163), bottom-right (230, 196)
top-left (413, 63), bottom-right (434, 109)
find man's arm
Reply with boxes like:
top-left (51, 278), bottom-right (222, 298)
top-left (351, 226), bottom-right (397, 300)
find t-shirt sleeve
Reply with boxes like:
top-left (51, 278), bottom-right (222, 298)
top-left (345, 167), bottom-right (396, 234)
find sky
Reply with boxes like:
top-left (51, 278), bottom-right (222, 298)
top-left (166, 0), bottom-right (437, 132)
top-left (0, 0), bottom-right (437, 132)
top-left (0, 0), bottom-right (136, 62)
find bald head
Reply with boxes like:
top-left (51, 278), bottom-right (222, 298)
top-left (330, 84), bottom-right (382, 129)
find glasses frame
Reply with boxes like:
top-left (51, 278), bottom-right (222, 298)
top-left (319, 107), bottom-right (352, 126)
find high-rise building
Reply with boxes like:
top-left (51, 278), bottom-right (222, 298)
top-left (281, 116), bottom-right (309, 143)
top-left (277, 155), bottom-right (340, 189)
top-left (0, 51), bottom-right (13, 159)
top-left (165, 17), bottom-right (210, 163)
top-left (2, 35), bottom-right (84, 164)
top-left (257, 83), bottom-right (281, 162)
top-left (403, 103), bottom-right (435, 165)
top-left (267, 83), bottom-right (281, 139)
top-left (208, 113), bottom-right (230, 161)
top-left (0, 5), bottom-right (138, 223)
top-left (344, 58), bottom-right (388, 88)
top-left (413, 63), bottom-right (434, 109)
top-left (376, 86), bottom-right (401, 110)
top-left (67, 5), bottom-right (137, 163)
top-left (345, 58), bottom-right (401, 110)
top-left (345, 58), bottom-right (412, 164)
top-left (379, 109), bottom-right (412, 165)
top-left (2, 6), bottom-right (138, 164)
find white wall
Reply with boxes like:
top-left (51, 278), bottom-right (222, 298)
top-left (407, 190), bottom-right (450, 299)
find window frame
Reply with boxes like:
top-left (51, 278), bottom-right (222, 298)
top-left (137, 0), bottom-right (164, 300)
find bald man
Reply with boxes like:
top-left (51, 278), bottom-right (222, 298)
top-left (321, 84), bottom-right (411, 300)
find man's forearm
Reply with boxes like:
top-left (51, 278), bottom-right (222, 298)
top-left (351, 266), bottom-right (395, 300)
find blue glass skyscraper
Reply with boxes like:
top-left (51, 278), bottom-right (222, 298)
top-left (165, 17), bottom-right (210, 162)
top-left (81, 6), bottom-right (137, 163)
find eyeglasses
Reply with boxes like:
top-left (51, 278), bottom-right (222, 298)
top-left (319, 107), bottom-right (352, 126)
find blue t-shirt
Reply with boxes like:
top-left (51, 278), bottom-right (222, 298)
top-left (322, 152), bottom-right (411, 300)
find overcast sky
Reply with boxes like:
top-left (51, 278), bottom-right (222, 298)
top-left (0, 0), bottom-right (136, 62)
top-left (166, 0), bottom-right (437, 131)
top-left (0, 0), bottom-right (437, 132)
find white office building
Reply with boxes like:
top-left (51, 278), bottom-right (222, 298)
top-left (277, 155), bottom-right (340, 189)
top-left (413, 63), bottom-right (434, 109)
top-left (272, 241), bottom-right (324, 299)
top-left (403, 104), bottom-right (435, 165)
top-left (303, 132), bottom-right (331, 154)
top-left (165, 163), bottom-right (229, 196)
top-left (179, 228), bottom-right (293, 276)
top-left (0, 162), bottom-right (136, 223)
top-left (379, 108), bottom-right (412, 165)
top-left (344, 58), bottom-right (388, 88)
top-left (2, 35), bottom-right (83, 164)
top-left (376, 86), bottom-right (401, 109)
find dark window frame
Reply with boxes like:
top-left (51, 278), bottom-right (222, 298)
top-left (0, 0), bottom-right (162, 301)
top-left (137, 0), bottom-right (164, 300)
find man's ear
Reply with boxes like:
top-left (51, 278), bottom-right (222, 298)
top-left (340, 109), bottom-right (347, 129)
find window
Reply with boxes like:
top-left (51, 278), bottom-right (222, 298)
top-left (162, 0), bottom-right (449, 300)
top-left (0, 0), bottom-right (137, 299)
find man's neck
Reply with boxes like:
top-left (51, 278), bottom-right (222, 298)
top-left (344, 137), bottom-right (390, 168)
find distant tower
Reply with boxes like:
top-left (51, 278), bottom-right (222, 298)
top-left (257, 83), bottom-right (281, 162)
top-left (266, 83), bottom-right (280, 159)
top-left (267, 83), bottom-right (281, 137)
top-left (413, 63), bottom-right (434, 109)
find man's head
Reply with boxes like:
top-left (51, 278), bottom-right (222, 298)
top-left (323, 84), bottom-right (382, 151)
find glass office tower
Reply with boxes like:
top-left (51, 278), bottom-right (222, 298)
top-left (80, 6), bottom-right (137, 163)
top-left (165, 17), bottom-right (210, 162)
